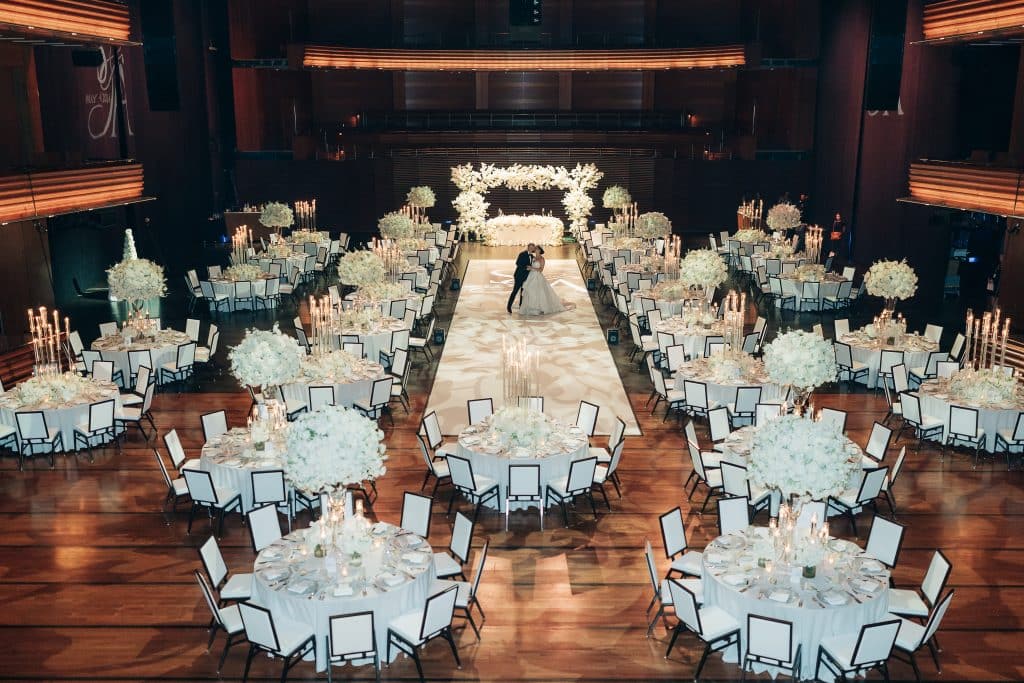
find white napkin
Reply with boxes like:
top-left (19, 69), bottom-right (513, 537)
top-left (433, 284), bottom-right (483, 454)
top-left (380, 572), bottom-right (405, 587)
top-left (287, 578), bottom-right (315, 594)
top-left (768, 590), bottom-right (791, 603)
top-left (853, 578), bottom-right (879, 593)
top-left (402, 552), bottom-right (428, 564)
top-left (403, 536), bottom-right (423, 548)
top-left (822, 591), bottom-right (847, 606)
top-left (705, 552), bottom-right (727, 565)
top-left (259, 567), bottom-right (288, 582)
top-left (861, 559), bottom-right (884, 573)
top-left (333, 583), bottom-right (354, 597)
top-left (723, 573), bottom-right (747, 586)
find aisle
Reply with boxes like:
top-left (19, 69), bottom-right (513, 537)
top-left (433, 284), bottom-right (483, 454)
top-left (426, 258), bottom-right (640, 436)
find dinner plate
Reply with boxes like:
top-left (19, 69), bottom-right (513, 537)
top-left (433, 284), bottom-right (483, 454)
top-left (258, 566), bottom-right (290, 582)
top-left (763, 588), bottom-right (795, 604)
top-left (818, 589), bottom-right (849, 606)
top-left (286, 578), bottom-right (318, 595)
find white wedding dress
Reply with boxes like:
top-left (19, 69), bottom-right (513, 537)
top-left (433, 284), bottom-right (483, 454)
top-left (520, 258), bottom-right (573, 315)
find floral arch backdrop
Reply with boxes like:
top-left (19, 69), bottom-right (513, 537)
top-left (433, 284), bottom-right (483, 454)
top-left (451, 162), bottom-right (603, 238)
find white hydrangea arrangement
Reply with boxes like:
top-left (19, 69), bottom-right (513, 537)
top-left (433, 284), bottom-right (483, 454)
top-left (336, 307), bottom-right (384, 333)
top-left (703, 353), bottom-right (761, 383)
top-left (259, 201), bottom-right (294, 230)
top-left (356, 281), bottom-right (408, 303)
top-left (337, 250), bottom-right (386, 286)
top-left (298, 349), bottom-right (365, 383)
top-left (949, 367), bottom-right (1018, 406)
top-left (749, 415), bottom-right (859, 500)
top-left (679, 248), bottom-right (728, 290)
top-left (602, 185), bottom-right (632, 209)
top-left (733, 228), bottom-right (769, 243)
top-left (406, 185), bottom-right (436, 208)
top-left (265, 243), bottom-right (294, 258)
top-left (792, 264), bottom-right (826, 282)
top-left (652, 279), bottom-right (698, 301)
top-left (634, 211), bottom-right (672, 239)
top-left (378, 211), bottom-right (416, 239)
top-left (228, 324), bottom-right (303, 389)
top-left (863, 259), bottom-right (918, 302)
top-left (13, 372), bottom-right (103, 408)
top-left (763, 329), bottom-right (837, 391)
top-left (107, 258), bottom-right (167, 301)
top-left (223, 264), bottom-right (264, 282)
top-left (288, 229), bottom-right (322, 245)
top-left (489, 406), bottom-right (554, 449)
top-left (766, 202), bottom-right (802, 231)
top-left (283, 405), bottom-right (387, 494)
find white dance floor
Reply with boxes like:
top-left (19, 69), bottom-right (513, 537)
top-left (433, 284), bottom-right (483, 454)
top-left (425, 259), bottom-right (640, 436)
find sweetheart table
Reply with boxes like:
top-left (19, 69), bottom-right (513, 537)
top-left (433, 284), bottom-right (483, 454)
top-left (480, 214), bottom-right (564, 246)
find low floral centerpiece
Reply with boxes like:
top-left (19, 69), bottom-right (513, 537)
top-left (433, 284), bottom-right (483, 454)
top-left (259, 201), bottom-right (294, 234)
top-left (765, 241), bottom-right (796, 259)
top-left (284, 405), bottom-right (387, 495)
top-left (792, 264), bottom-right (826, 282)
top-left (949, 367), bottom-right (1019, 406)
top-left (766, 202), bottom-right (802, 231)
top-left (265, 243), bottom-right (294, 258)
top-left (337, 250), bottom-right (386, 287)
top-left (228, 324), bottom-right (303, 391)
top-left (336, 307), bottom-right (384, 333)
top-left (749, 414), bottom-right (859, 501)
top-left (356, 281), bottom-right (409, 304)
top-left (288, 229), bottom-right (321, 245)
top-left (12, 372), bottom-right (104, 408)
top-left (407, 185), bottom-right (436, 209)
top-left (634, 211), bottom-right (672, 239)
top-left (863, 259), bottom-right (918, 312)
top-left (489, 406), bottom-right (554, 449)
top-left (378, 211), bottom-right (416, 240)
top-left (702, 353), bottom-right (762, 384)
top-left (733, 228), bottom-right (769, 244)
top-left (763, 329), bottom-right (837, 411)
top-left (651, 279), bottom-right (697, 302)
top-left (223, 264), bottom-right (264, 282)
top-left (679, 248), bottom-right (728, 291)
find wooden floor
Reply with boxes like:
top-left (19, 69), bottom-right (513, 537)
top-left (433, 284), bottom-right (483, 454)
top-left (2, 246), bottom-right (1023, 682)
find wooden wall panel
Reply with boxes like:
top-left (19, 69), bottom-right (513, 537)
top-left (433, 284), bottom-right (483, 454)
top-left (0, 219), bottom-right (55, 341)
top-left (232, 68), bottom-right (312, 150)
top-left (735, 68), bottom-right (817, 150)
top-left (487, 72), bottom-right (559, 110)
top-left (306, 0), bottom-right (394, 45)
top-left (0, 44), bottom-right (42, 171)
top-left (654, 0), bottom-right (741, 44)
top-left (741, 0), bottom-right (820, 58)
top-left (227, 0), bottom-right (306, 59)
top-left (403, 0), bottom-right (476, 43)
top-left (403, 72), bottom-right (476, 110)
top-left (571, 0), bottom-right (645, 39)
top-left (652, 70), bottom-right (737, 126)
top-left (310, 70), bottom-right (394, 123)
top-left (571, 72), bottom-right (644, 110)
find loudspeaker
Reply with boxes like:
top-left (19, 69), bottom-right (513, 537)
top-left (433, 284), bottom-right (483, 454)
top-left (863, 0), bottom-right (907, 111)
top-left (607, 329), bottom-right (619, 345)
top-left (71, 49), bottom-right (103, 67)
top-left (450, 278), bottom-right (461, 290)
top-left (433, 328), bottom-right (445, 345)
top-left (510, 0), bottom-right (542, 26)
top-left (139, 0), bottom-right (180, 111)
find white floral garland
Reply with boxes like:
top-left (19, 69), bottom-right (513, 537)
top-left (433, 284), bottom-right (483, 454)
top-left (451, 162), bottom-right (602, 236)
top-left (406, 185), bottom-right (436, 208)
top-left (863, 259), bottom-right (918, 301)
top-left (602, 185), bottom-right (632, 209)
top-left (763, 329), bottom-right (837, 391)
top-left (766, 202), bottom-right (802, 231)
top-left (634, 212), bottom-right (672, 239)
top-left (679, 248), bottom-right (728, 290)
top-left (260, 201), bottom-right (294, 229)
top-left (228, 323), bottom-right (303, 389)
top-left (378, 211), bottom-right (416, 239)
top-left (107, 258), bottom-right (167, 301)
top-left (283, 405), bottom-right (387, 493)
top-left (337, 250), bottom-right (386, 287)
top-left (749, 415), bottom-right (859, 500)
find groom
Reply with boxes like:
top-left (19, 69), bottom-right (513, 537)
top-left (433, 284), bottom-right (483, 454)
top-left (507, 243), bottom-right (536, 313)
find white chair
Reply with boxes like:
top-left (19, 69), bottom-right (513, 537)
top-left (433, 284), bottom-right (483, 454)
top-left (182, 468), bottom-right (242, 537)
top-left (545, 456), bottom-right (599, 527)
top-left (251, 469), bottom-right (291, 532)
top-left (164, 428), bottom-right (199, 472)
top-left (128, 349), bottom-right (154, 386)
top-left (15, 410), bottom-right (62, 469)
top-left (908, 351), bottom-right (947, 388)
top-left (114, 382), bottom-right (156, 440)
top-left (238, 602), bottom-right (316, 683)
top-left (865, 421), bottom-right (893, 463)
top-left (195, 325), bottom-right (219, 365)
top-left (159, 341), bottom-right (197, 388)
top-left (326, 611), bottom-right (379, 683)
top-left (98, 321), bottom-right (118, 337)
top-left (864, 515), bottom-right (906, 569)
top-left (834, 340), bottom-right (869, 385)
top-left (154, 448), bottom-right (189, 512)
top-left (446, 454), bottom-right (500, 521)
top-left (720, 462), bottom-right (770, 517)
top-left (434, 511), bottom-right (474, 579)
top-left (881, 446), bottom-right (906, 513)
top-left (506, 464), bottom-right (543, 530)
top-left (923, 323), bottom-right (943, 343)
top-left (727, 386), bottom-right (762, 427)
top-left (400, 491), bottom-right (433, 538)
top-left (121, 364), bottom-right (152, 407)
top-left (659, 506), bottom-right (703, 578)
top-left (717, 495), bottom-right (750, 535)
top-left (198, 534), bottom-right (252, 602)
top-left (200, 280), bottom-right (231, 313)
top-left (895, 392), bottom-right (944, 451)
top-left (386, 585), bottom-right (461, 681)
top-left (834, 318), bottom-right (851, 338)
top-left (889, 590), bottom-right (955, 682)
top-left (194, 569), bottom-right (247, 673)
top-left (307, 385), bottom-right (336, 412)
top-left (818, 407), bottom-right (847, 433)
top-left (889, 549), bottom-right (952, 619)
top-left (994, 411), bottom-right (1024, 469)
top-left (936, 360), bottom-right (959, 379)
top-left (185, 318), bottom-right (201, 343)
top-left (816, 618), bottom-right (902, 682)
top-left (744, 614), bottom-right (802, 680)
top-left (665, 579), bottom-right (741, 679)
top-left (827, 466), bottom-right (889, 537)
top-left (650, 357), bottom-right (686, 421)
top-left (686, 440), bottom-right (723, 513)
top-left (708, 406), bottom-right (732, 443)
top-left (590, 416), bottom-right (625, 464)
top-left (946, 405), bottom-right (986, 466)
top-left (416, 434), bottom-right (451, 497)
top-left (72, 398), bottom-right (117, 461)
top-left (421, 410), bottom-right (456, 460)
top-left (594, 438), bottom-right (624, 501)
top-left (246, 503), bottom-right (283, 553)
top-left (466, 398), bottom-right (493, 426)
top-left (575, 400), bottom-right (600, 439)
top-left (754, 402), bottom-right (782, 425)
top-left (643, 539), bottom-right (703, 636)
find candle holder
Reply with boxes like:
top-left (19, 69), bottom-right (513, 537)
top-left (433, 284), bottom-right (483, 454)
top-left (965, 307), bottom-right (1011, 370)
top-left (230, 225), bottom-right (253, 265)
top-left (28, 306), bottom-right (72, 378)
top-left (502, 335), bottom-right (538, 408)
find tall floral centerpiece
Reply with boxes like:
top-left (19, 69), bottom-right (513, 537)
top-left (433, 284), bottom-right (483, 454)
top-left (679, 248), bottom-right (728, 293)
top-left (377, 211), bottom-right (416, 240)
top-left (228, 324), bottom-right (303, 395)
top-left (763, 329), bottom-right (837, 413)
top-left (107, 229), bottom-right (167, 317)
top-left (283, 405), bottom-right (387, 496)
top-left (603, 185), bottom-right (632, 222)
top-left (406, 186), bottom-right (436, 223)
top-left (634, 211), bottom-right (672, 240)
top-left (766, 202), bottom-right (802, 232)
top-left (259, 201), bottom-right (294, 236)
top-left (863, 259), bottom-right (918, 315)
top-left (337, 249), bottom-right (386, 287)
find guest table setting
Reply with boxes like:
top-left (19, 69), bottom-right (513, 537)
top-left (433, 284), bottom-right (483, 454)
top-left (200, 424), bottom-right (288, 512)
top-left (838, 324), bottom-right (938, 389)
top-left (917, 368), bottom-right (1023, 452)
top-left (774, 266), bottom-right (848, 311)
top-left (0, 372), bottom-right (122, 446)
top-left (91, 328), bottom-right (192, 385)
top-left (636, 280), bottom-right (707, 317)
top-left (326, 310), bottom-right (408, 364)
top-left (280, 350), bottom-right (388, 409)
top-left (654, 313), bottom-right (731, 360)
top-left (672, 354), bottom-right (785, 406)
top-left (209, 263), bottom-right (279, 311)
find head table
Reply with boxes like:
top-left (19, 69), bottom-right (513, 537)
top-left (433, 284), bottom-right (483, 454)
top-left (252, 522), bottom-right (436, 671)
top-left (456, 410), bottom-right (589, 511)
top-left (92, 329), bottom-right (192, 385)
top-left (702, 525), bottom-right (889, 680)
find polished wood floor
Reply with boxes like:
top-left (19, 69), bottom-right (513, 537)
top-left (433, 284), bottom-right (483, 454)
top-left (2, 245), bottom-right (1022, 682)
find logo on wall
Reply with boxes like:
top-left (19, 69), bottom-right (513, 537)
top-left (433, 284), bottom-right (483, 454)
top-left (87, 46), bottom-right (134, 140)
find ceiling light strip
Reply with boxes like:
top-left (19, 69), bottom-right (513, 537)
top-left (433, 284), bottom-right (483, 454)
top-left (0, 0), bottom-right (131, 42)
top-left (922, 0), bottom-right (1024, 40)
top-left (0, 163), bottom-right (144, 223)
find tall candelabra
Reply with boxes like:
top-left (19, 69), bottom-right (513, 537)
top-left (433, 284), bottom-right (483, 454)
top-left (295, 199), bottom-right (317, 230)
top-left (664, 235), bottom-right (682, 279)
top-left (400, 203), bottom-right (429, 227)
top-left (371, 238), bottom-right (407, 282)
top-left (805, 225), bottom-right (823, 263)
top-left (231, 226), bottom-right (252, 265)
top-left (308, 295), bottom-right (336, 356)
top-left (737, 199), bottom-right (764, 230)
top-left (722, 291), bottom-right (746, 352)
top-left (502, 335), bottom-right (538, 408)
top-left (28, 306), bottom-right (71, 377)
top-left (965, 307), bottom-right (1011, 370)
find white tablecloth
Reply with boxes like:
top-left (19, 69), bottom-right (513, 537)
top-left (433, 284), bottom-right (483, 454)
top-left (91, 330), bottom-right (192, 385)
top-left (329, 317), bottom-right (407, 365)
top-left (211, 275), bottom-right (278, 311)
top-left (654, 317), bottom-right (731, 359)
top-left (201, 427), bottom-right (287, 512)
top-left (838, 331), bottom-right (938, 388)
top-left (0, 379), bottom-right (122, 447)
top-left (481, 215), bottom-right (564, 246)
top-left (775, 278), bottom-right (844, 312)
top-left (672, 358), bottom-right (785, 407)
top-left (281, 355), bottom-right (386, 410)
top-left (917, 379), bottom-right (1024, 452)
top-left (456, 414), bottom-right (588, 510)
top-left (702, 527), bottom-right (888, 680)
top-left (345, 292), bottom-right (424, 320)
top-left (252, 524), bottom-right (436, 671)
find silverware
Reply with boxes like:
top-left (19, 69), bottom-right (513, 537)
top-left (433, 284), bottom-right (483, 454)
top-left (846, 590), bottom-right (862, 603)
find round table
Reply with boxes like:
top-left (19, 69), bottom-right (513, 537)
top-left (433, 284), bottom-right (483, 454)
top-left (328, 316), bottom-right (408, 365)
top-left (917, 378), bottom-right (1024, 452)
top-left (201, 426), bottom-right (288, 512)
top-left (455, 412), bottom-right (589, 510)
top-left (91, 330), bottom-right (192, 385)
top-left (0, 376), bottom-right (122, 447)
top-left (345, 292), bottom-right (424, 320)
top-left (672, 357), bottom-right (785, 407)
top-left (281, 353), bottom-right (387, 409)
top-left (210, 274), bottom-right (278, 311)
top-left (254, 253), bottom-right (311, 277)
top-left (636, 289), bottom-right (706, 318)
top-left (654, 317), bottom-right (731, 359)
top-left (702, 526), bottom-right (889, 680)
top-left (838, 330), bottom-right (938, 388)
top-left (252, 523), bottom-right (436, 671)
top-left (775, 275), bottom-right (845, 312)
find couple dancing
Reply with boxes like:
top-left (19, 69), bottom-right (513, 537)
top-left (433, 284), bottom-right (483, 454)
top-left (507, 243), bottom-right (575, 316)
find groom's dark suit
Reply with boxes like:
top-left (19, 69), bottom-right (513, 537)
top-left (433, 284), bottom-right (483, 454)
top-left (507, 249), bottom-right (532, 313)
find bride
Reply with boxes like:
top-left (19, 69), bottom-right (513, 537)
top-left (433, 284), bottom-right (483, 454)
top-left (520, 247), bottom-right (574, 315)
